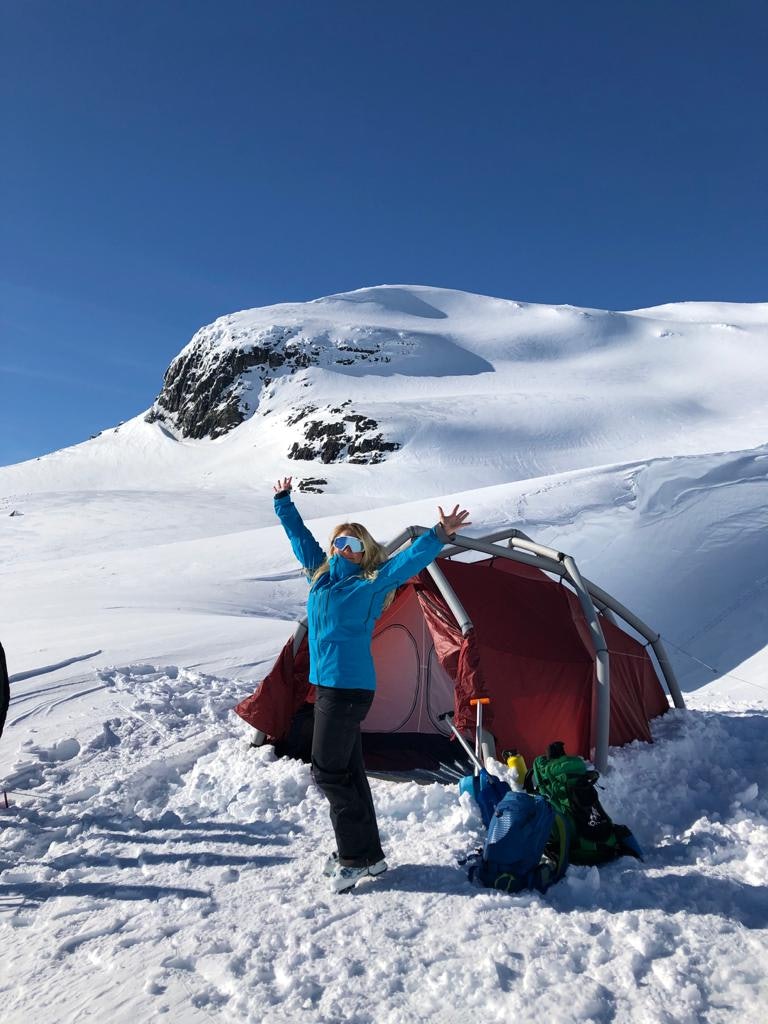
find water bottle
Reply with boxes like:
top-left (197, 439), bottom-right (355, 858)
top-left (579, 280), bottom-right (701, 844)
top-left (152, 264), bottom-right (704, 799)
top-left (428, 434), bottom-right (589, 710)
top-left (503, 748), bottom-right (527, 786)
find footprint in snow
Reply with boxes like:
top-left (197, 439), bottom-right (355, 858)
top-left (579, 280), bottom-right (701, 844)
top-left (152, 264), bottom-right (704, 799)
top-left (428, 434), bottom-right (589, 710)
top-left (30, 738), bottom-right (82, 763)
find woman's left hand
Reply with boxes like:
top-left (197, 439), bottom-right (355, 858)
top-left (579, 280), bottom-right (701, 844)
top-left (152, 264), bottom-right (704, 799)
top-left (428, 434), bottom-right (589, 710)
top-left (438, 505), bottom-right (472, 536)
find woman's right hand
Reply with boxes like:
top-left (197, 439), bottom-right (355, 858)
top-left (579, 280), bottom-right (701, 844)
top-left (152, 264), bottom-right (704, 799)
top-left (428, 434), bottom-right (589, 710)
top-left (438, 504), bottom-right (472, 536)
top-left (274, 476), bottom-right (293, 494)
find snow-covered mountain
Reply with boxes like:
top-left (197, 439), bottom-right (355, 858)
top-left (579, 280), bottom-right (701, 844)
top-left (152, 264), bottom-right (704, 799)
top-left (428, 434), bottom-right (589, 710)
top-left (1, 285), bottom-right (767, 1024)
top-left (145, 287), bottom-right (768, 459)
top-left (5, 285), bottom-right (768, 504)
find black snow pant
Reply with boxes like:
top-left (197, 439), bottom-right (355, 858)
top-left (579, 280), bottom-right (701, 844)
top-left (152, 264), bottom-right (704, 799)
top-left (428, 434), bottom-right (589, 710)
top-left (311, 685), bottom-right (384, 868)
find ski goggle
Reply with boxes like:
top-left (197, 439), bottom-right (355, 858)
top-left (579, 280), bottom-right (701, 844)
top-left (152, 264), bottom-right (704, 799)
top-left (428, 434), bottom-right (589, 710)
top-left (333, 535), bottom-right (364, 554)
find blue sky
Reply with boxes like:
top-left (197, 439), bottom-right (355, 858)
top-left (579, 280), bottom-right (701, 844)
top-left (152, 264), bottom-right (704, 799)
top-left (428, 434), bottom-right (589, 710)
top-left (2, 0), bottom-right (766, 465)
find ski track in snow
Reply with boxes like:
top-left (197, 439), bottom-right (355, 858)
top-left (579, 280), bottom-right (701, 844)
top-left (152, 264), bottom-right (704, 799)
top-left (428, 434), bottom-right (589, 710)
top-left (1, 664), bottom-right (766, 1024)
top-left (8, 684), bottom-right (111, 727)
top-left (9, 651), bottom-right (103, 683)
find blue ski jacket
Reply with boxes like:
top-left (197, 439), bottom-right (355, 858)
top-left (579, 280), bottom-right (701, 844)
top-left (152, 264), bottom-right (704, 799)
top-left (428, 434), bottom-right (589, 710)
top-left (274, 493), bottom-right (449, 690)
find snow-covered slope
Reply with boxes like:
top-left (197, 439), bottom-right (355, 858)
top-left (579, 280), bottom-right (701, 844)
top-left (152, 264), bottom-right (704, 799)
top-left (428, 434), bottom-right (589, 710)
top-left (2, 446), bottom-right (767, 705)
top-left (1, 285), bottom-right (767, 1023)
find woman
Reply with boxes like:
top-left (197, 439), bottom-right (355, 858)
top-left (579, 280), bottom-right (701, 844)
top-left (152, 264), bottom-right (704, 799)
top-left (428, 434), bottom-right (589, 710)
top-left (273, 476), bottom-right (471, 893)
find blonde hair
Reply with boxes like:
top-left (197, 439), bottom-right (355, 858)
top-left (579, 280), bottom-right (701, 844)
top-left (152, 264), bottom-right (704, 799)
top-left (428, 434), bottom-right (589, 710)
top-left (311, 522), bottom-right (397, 611)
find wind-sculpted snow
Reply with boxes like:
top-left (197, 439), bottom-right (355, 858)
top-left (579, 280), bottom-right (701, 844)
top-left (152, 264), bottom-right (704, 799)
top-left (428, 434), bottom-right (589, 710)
top-left (1, 662), bottom-right (766, 1023)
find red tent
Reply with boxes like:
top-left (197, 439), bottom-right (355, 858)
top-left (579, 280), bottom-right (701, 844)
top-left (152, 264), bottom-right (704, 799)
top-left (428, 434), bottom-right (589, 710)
top-left (235, 550), bottom-right (672, 770)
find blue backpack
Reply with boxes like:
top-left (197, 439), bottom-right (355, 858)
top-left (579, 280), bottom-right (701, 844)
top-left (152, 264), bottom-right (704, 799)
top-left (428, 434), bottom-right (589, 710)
top-left (463, 780), bottom-right (570, 894)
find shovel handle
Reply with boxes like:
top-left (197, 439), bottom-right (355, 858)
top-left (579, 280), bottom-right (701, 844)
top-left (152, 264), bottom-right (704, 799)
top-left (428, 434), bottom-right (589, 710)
top-left (469, 698), bottom-right (490, 706)
top-left (448, 723), bottom-right (484, 772)
top-left (439, 710), bottom-right (483, 771)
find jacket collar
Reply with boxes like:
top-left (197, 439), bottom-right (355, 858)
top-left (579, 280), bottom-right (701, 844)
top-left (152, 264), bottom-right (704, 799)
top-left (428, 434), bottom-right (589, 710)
top-left (329, 553), bottom-right (362, 582)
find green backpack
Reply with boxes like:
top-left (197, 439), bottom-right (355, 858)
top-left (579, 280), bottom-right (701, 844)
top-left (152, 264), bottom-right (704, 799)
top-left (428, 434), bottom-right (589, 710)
top-left (530, 743), bottom-right (643, 865)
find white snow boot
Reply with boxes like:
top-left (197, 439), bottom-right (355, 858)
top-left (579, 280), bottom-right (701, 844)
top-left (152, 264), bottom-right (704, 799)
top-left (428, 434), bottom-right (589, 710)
top-left (329, 858), bottom-right (388, 894)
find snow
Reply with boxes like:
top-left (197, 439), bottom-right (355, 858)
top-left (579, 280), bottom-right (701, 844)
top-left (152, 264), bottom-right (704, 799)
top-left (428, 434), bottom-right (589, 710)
top-left (1, 284), bottom-right (767, 1022)
top-left (2, 669), bottom-right (766, 1022)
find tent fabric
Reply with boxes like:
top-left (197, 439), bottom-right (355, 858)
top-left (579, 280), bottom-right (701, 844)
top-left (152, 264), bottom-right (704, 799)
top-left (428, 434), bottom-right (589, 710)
top-left (234, 554), bottom-right (669, 767)
top-left (235, 634), bottom-right (312, 741)
top-left (418, 559), bottom-right (596, 763)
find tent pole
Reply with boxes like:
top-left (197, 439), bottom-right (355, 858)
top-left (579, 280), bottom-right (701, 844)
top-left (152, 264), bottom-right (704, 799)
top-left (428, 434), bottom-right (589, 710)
top-left (561, 555), bottom-right (611, 773)
top-left (384, 528), bottom-right (418, 556)
top-left (574, 580), bottom-right (686, 710)
top-left (423, 564), bottom-right (499, 763)
top-left (447, 533), bottom-right (565, 575)
top-left (597, 605), bottom-right (621, 626)
top-left (444, 533), bottom-right (684, 711)
top-left (384, 525), bottom-right (476, 635)
top-left (292, 619), bottom-right (308, 656)
top-left (508, 532), bottom-right (567, 562)
top-left (423, 562), bottom-right (492, 754)
top-left (449, 532), bottom-right (685, 711)
top-left (424, 563), bottom-right (474, 636)
top-left (392, 526), bottom-right (524, 557)
top-left (646, 638), bottom-right (686, 710)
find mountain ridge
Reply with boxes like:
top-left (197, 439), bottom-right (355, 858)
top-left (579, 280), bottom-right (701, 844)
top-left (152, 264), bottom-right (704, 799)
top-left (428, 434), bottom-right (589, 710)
top-left (2, 284), bottom-right (766, 507)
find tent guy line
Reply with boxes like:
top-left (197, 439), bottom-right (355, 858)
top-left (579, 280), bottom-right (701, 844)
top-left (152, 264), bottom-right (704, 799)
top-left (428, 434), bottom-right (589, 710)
top-left (658, 636), bottom-right (768, 696)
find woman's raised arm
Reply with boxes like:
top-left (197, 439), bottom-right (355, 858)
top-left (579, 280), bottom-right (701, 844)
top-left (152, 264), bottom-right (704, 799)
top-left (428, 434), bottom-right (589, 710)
top-left (371, 505), bottom-right (472, 591)
top-left (273, 477), bottom-right (326, 575)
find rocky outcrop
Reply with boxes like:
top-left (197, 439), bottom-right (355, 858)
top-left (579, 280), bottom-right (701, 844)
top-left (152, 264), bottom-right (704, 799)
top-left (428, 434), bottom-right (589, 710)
top-left (146, 323), bottom-right (317, 439)
top-left (287, 401), bottom-right (400, 465)
top-left (145, 313), bottom-right (403, 468)
top-left (145, 319), bottom-right (405, 441)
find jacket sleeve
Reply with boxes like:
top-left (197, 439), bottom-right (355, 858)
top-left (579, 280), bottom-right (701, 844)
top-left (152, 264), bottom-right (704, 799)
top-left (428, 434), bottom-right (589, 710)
top-left (274, 494), bottom-right (326, 575)
top-left (370, 524), bottom-right (450, 592)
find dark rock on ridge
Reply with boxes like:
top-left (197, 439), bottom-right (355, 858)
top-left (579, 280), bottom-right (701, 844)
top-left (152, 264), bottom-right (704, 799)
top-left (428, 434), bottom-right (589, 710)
top-left (296, 477), bottom-right (328, 493)
top-left (287, 404), bottom-right (400, 466)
